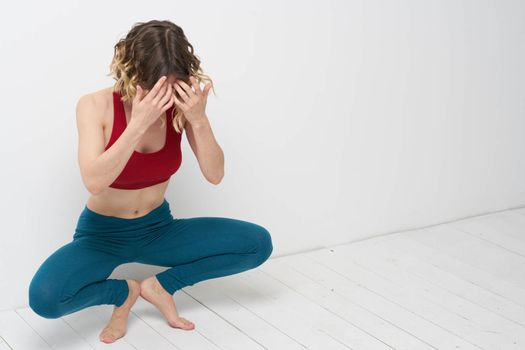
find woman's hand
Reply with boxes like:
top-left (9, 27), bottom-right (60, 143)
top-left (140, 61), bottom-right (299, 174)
top-left (130, 76), bottom-right (174, 132)
top-left (172, 76), bottom-right (213, 124)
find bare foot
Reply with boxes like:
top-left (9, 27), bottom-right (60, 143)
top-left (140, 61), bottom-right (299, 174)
top-left (140, 275), bottom-right (195, 330)
top-left (99, 279), bottom-right (141, 343)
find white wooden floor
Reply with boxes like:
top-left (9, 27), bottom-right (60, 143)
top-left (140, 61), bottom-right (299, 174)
top-left (2, 207), bottom-right (525, 350)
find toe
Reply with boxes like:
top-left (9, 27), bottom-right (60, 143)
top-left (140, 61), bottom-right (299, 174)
top-left (180, 317), bottom-right (195, 328)
top-left (170, 316), bottom-right (195, 330)
top-left (100, 326), bottom-right (123, 343)
top-left (100, 332), bottom-right (115, 343)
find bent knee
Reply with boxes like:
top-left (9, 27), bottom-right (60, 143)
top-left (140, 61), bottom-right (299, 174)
top-left (28, 276), bottom-right (65, 319)
top-left (251, 225), bottom-right (274, 265)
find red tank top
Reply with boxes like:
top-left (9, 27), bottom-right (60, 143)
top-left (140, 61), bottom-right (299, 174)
top-left (103, 90), bottom-right (183, 189)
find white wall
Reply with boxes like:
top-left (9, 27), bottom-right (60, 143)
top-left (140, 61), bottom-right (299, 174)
top-left (1, 0), bottom-right (524, 310)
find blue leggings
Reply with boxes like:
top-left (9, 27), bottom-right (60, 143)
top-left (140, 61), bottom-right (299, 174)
top-left (28, 198), bottom-right (273, 319)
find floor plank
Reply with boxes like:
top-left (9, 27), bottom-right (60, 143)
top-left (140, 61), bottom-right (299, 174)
top-left (511, 208), bottom-right (525, 217)
top-left (0, 309), bottom-right (51, 349)
top-left (0, 336), bottom-right (13, 350)
top-left (405, 225), bottom-right (525, 288)
top-left (184, 278), bottom-right (305, 349)
top-left (16, 307), bottom-right (93, 350)
top-left (261, 257), bottom-right (435, 350)
top-left (369, 231), bottom-right (525, 308)
top-left (283, 253), bottom-right (479, 350)
top-left (334, 238), bottom-right (525, 347)
top-left (210, 273), bottom-right (358, 349)
top-left (307, 247), bottom-right (522, 349)
top-left (448, 211), bottom-right (525, 256)
top-left (351, 234), bottom-right (525, 326)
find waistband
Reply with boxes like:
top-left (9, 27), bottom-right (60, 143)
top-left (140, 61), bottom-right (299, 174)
top-left (74, 198), bottom-right (173, 239)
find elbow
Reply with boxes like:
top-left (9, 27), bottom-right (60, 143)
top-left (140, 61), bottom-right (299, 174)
top-left (88, 186), bottom-right (103, 196)
top-left (87, 184), bottom-right (103, 196)
top-left (80, 163), bottom-right (105, 195)
top-left (208, 172), bottom-right (224, 185)
top-left (84, 177), bottom-right (104, 195)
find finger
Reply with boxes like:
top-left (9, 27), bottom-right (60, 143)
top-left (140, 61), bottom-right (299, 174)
top-left (203, 82), bottom-right (212, 97)
top-left (159, 83), bottom-right (173, 107)
top-left (176, 79), bottom-right (195, 97)
top-left (134, 85), bottom-right (144, 103)
top-left (151, 81), bottom-right (168, 105)
top-left (174, 83), bottom-right (190, 102)
top-left (172, 92), bottom-right (184, 107)
top-left (162, 94), bottom-right (175, 112)
top-left (152, 80), bottom-right (169, 105)
top-left (144, 76), bottom-right (167, 102)
top-left (190, 76), bottom-right (201, 95)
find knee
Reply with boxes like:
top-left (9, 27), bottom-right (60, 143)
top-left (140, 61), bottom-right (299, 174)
top-left (250, 224), bottom-right (274, 266)
top-left (28, 274), bottom-right (64, 319)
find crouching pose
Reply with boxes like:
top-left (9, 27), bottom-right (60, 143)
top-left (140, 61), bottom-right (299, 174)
top-left (28, 19), bottom-right (273, 344)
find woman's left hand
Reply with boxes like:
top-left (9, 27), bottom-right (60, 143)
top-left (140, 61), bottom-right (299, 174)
top-left (172, 76), bottom-right (213, 124)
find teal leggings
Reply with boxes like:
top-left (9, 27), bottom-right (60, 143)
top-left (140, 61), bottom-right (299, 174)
top-left (28, 198), bottom-right (273, 319)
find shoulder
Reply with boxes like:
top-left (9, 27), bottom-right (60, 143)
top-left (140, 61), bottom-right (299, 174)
top-left (76, 86), bottom-right (113, 126)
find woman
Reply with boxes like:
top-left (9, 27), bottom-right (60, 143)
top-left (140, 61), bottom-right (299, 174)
top-left (28, 19), bottom-right (273, 344)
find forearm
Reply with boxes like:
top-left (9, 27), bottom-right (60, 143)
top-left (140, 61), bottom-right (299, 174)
top-left (189, 116), bottom-right (224, 184)
top-left (85, 122), bottom-right (146, 194)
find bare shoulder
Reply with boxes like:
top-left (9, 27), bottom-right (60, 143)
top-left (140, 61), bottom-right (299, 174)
top-left (76, 86), bottom-right (113, 127)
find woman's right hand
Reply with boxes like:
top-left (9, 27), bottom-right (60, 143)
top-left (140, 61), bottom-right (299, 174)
top-left (129, 76), bottom-right (175, 131)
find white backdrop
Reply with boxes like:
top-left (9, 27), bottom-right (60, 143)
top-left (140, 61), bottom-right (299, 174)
top-left (1, 0), bottom-right (524, 310)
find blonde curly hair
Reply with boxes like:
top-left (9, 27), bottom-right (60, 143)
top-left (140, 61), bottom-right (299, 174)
top-left (107, 19), bottom-right (215, 134)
